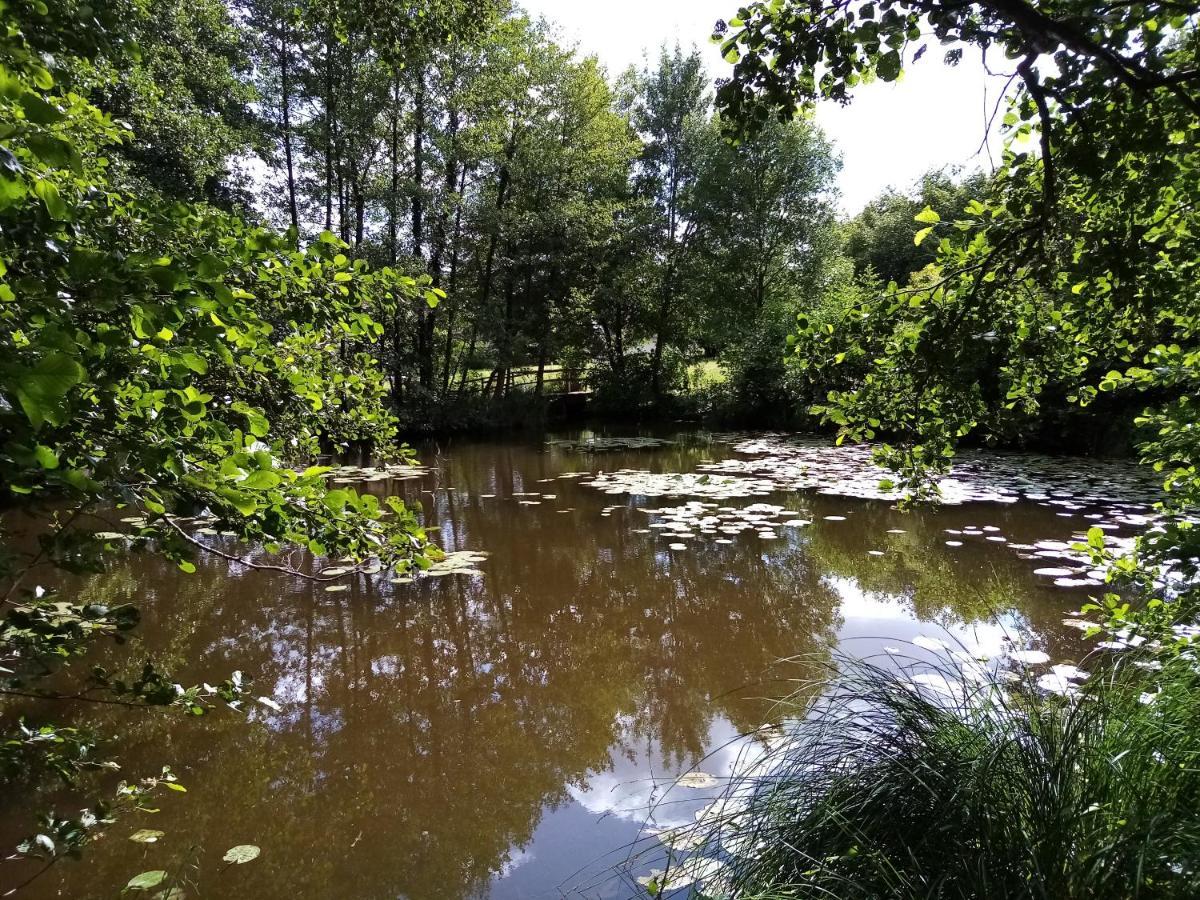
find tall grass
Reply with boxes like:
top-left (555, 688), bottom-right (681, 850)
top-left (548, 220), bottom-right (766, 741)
top-left (698, 653), bottom-right (1200, 899)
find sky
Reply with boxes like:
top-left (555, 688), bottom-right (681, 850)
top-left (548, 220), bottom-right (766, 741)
top-left (519, 0), bottom-right (1016, 213)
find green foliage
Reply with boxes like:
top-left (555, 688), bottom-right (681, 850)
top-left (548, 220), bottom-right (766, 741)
top-left (842, 169), bottom-right (986, 285)
top-left (68, 0), bottom-right (262, 203)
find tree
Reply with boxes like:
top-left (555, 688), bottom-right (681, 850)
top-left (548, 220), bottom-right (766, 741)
top-left (841, 169), bottom-right (986, 285)
top-left (72, 0), bottom-right (263, 204)
top-left (626, 45), bottom-right (711, 399)
top-left (692, 116), bottom-right (837, 328)
top-left (242, 0), bottom-right (310, 229)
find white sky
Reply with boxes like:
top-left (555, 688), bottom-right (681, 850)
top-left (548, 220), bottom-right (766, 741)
top-left (520, 0), bottom-right (1015, 213)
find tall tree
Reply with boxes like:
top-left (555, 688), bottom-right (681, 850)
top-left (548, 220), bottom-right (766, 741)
top-left (841, 169), bottom-right (986, 285)
top-left (626, 46), bottom-right (711, 398)
top-left (72, 0), bottom-right (262, 204)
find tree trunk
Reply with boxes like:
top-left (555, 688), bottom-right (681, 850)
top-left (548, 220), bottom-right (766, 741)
top-left (442, 166), bottom-right (469, 393)
top-left (650, 262), bottom-right (674, 399)
top-left (280, 13), bottom-right (298, 230)
top-left (389, 73), bottom-right (400, 265)
top-left (534, 340), bottom-right (548, 397)
top-left (476, 118), bottom-right (519, 385)
top-left (456, 323), bottom-right (477, 395)
top-left (354, 181), bottom-right (365, 251)
top-left (412, 67), bottom-right (435, 388)
top-left (323, 13), bottom-right (334, 232)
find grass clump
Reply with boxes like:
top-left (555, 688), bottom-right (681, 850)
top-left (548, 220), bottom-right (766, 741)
top-left (702, 654), bottom-right (1200, 900)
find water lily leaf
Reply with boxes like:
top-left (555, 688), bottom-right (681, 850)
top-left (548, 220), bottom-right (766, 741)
top-left (126, 870), bottom-right (168, 891)
top-left (676, 771), bottom-right (719, 789)
top-left (1009, 650), bottom-right (1050, 665)
top-left (222, 844), bottom-right (260, 865)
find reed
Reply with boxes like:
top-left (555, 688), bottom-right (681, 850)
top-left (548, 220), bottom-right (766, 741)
top-left (699, 652), bottom-right (1200, 899)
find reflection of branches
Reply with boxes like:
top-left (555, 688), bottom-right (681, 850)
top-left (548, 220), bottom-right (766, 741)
top-left (3, 503), bottom-right (91, 605)
top-left (0, 687), bottom-right (154, 708)
top-left (0, 857), bottom-right (58, 896)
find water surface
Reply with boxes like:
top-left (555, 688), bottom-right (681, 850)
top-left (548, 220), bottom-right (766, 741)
top-left (2, 430), bottom-right (1142, 899)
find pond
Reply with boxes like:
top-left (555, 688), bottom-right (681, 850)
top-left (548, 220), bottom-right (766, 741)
top-left (0, 430), bottom-right (1161, 898)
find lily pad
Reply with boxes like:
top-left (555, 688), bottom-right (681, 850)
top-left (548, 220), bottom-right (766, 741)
top-left (223, 844), bottom-right (261, 865)
top-left (126, 871), bottom-right (168, 891)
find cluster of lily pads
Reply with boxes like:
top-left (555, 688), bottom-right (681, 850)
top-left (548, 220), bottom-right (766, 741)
top-left (94, 513), bottom-right (240, 543)
top-left (937, 530), bottom-right (1126, 588)
top-left (632, 501), bottom-right (812, 549)
top-left (576, 436), bottom-right (1176, 591)
top-left (899, 633), bottom-right (1096, 699)
top-left (547, 437), bottom-right (675, 453)
top-left (582, 471), bottom-right (777, 500)
top-left (316, 549), bottom-right (490, 590)
top-left (700, 436), bottom-right (1163, 516)
top-left (394, 550), bottom-right (489, 583)
top-left (326, 462), bottom-right (431, 484)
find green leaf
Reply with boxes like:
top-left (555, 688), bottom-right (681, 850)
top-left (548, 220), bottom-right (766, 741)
top-left (126, 871), bottom-right (168, 891)
top-left (223, 844), bottom-right (261, 865)
top-left (13, 352), bottom-right (85, 429)
top-left (242, 409), bottom-right (269, 437)
top-left (241, 470), bottom-right (281, 491)
top-left (34, 179), bottom-right (68, 220)
top-left (914, 226), bottom-right (934, 246)
top-left (26, 133), bottom-right (80, 171)
top-left (222, 490), bottom-right (258, 517)
top-left (18, 92), bottom-right (64, 124)
top-left (876, 50), bottom-right (902, 81)
top-left (180, 352), bottom-right (208, 374)
top-left (914, 206), bottom-right (940, 224)
top-left (33, 444), bottom-right (59, 469)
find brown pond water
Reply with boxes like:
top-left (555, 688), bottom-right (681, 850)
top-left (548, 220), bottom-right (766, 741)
top-left (0, 429), bottom-right (1149, 899)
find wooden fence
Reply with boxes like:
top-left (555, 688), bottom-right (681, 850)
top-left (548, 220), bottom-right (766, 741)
top-left (454, 366), bottom-right (588, 397)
